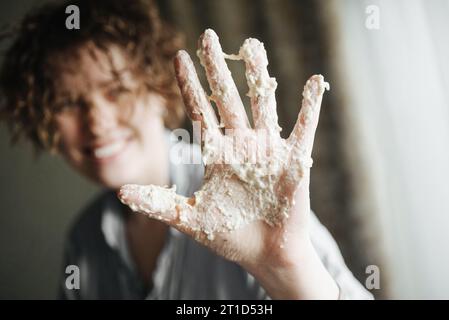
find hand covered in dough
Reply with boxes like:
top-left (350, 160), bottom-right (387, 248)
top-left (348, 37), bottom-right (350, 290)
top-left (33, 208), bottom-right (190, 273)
top-left (118, 29), bottom-right (330, 293)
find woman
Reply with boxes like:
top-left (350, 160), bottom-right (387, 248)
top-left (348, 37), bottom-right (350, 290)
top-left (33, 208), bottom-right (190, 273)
top-left (0, 0), bottom-right (372, 299)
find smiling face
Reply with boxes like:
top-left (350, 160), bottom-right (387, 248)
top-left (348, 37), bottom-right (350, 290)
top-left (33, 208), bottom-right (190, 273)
top-left (52, 43), bottom-right (170, 189)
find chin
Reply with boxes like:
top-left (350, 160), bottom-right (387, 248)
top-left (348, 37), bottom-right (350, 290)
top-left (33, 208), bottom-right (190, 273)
top-left (81, 148), bottom-right (145, 188)
top-left (96, 175), bottom-right (128, 189)
top-left (93, 165), bottom-right (140, 189)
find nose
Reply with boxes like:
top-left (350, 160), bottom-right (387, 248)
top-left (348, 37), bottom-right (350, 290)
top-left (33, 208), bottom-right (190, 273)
top-left (84, 94), bottom-right (118, 136)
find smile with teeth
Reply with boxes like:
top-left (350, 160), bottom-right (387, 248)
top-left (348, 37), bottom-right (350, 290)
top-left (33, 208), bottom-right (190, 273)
top-left (93, 140), bottom-right (127, 159)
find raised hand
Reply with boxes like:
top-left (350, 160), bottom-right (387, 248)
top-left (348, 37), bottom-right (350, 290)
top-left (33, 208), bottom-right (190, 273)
top-left (118, 29), bottom-right (330, 286)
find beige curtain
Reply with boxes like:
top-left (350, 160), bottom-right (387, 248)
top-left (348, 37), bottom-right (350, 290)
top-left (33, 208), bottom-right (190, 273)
top-left (331, 0), bottom-right (449, 299)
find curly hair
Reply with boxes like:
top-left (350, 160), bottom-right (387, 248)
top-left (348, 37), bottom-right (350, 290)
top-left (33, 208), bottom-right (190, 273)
top-left (0, 0), bottom-right (185, 152)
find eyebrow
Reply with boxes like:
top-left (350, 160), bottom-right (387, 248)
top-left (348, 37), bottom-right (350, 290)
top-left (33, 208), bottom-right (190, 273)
top-left (97, 78), bottom-right (122, 88)
top-left (54, 92), bottom-right (76, 101)
top-left (97, 65), bottom-right (133, 88)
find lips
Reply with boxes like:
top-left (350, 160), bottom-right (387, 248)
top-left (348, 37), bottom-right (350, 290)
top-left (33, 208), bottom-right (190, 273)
top-left (83, 136), bottom-right (132, 162)
top-left (93, 140), bottom-right (127, 159)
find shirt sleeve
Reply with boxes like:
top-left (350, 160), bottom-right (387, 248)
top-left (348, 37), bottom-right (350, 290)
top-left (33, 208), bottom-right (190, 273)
top-left (309, 211), bottom-right (374, 300)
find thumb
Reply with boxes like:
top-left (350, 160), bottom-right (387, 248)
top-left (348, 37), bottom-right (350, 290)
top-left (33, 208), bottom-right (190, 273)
top-left (118, 184), bottom-right (193, 228)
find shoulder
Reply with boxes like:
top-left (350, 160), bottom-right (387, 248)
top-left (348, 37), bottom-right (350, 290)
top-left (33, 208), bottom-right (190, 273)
top-left (309, 211), bottom-right (374, 299)
top-left (309, 211), bottom-right (342, 262)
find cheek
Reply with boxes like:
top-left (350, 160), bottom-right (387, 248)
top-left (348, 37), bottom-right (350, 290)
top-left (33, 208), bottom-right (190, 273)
top-left (124, 102), bottom-right (165, 143)
top-left (54, 115), bottom-right (83, 158)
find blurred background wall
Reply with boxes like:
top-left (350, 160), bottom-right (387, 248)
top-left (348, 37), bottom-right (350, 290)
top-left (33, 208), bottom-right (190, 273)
top-left (0, 0), bottom-right (448, 299)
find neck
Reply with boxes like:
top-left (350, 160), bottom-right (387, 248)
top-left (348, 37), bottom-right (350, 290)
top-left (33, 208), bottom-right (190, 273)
top-left (125, 206), bottom-right (169, 285)
top-left (122, 135), bottom-right (172, 284)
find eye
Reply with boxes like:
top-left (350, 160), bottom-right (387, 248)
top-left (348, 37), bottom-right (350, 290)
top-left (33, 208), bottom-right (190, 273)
top-left (105, 85), bottom-right (131, 102)
top-left (54, 99), bottom-right (80, 114)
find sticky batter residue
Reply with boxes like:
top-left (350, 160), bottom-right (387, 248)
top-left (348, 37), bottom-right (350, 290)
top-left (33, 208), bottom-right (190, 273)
top-left (120, 32), bottom-right (330, 243)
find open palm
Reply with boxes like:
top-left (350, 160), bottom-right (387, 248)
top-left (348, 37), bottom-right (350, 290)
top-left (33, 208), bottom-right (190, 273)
top-left (119, 29), bottom-right (329, 269)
